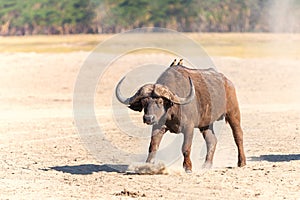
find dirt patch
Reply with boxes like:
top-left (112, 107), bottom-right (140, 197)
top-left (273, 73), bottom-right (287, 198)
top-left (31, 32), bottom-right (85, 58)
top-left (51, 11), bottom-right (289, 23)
top-left (114, 188), bottom-right (146, 198)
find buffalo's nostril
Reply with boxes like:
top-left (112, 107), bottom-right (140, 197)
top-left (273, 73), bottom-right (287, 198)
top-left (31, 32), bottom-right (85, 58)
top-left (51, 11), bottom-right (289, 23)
top-left (143, 115), bottom-right (155, 124)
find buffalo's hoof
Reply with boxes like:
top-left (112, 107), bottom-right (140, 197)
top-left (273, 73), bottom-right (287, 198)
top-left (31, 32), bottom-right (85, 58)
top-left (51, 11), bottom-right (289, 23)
top-left (185, 169), bottom-right (192, 173)
top-left (238, 161), bottom-right (246, 167)
top-left (202, 162), bottom-right (212, 169)
top-left (145, 159), bottom-right (155, 164)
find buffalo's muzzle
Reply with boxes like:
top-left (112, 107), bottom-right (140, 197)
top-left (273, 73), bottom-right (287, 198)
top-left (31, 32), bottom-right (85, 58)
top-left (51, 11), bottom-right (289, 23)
top-left (143, 115), bottom-right (156, 125)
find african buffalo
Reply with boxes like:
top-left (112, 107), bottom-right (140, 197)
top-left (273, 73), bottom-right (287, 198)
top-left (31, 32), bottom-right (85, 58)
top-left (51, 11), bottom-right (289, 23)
top-left (115, 63), bottom-right (246, 172)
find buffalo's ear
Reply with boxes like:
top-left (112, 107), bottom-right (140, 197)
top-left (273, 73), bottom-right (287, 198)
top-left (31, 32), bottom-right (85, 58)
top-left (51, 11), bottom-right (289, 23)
top-left (129, 101), bottom-right (143, 112)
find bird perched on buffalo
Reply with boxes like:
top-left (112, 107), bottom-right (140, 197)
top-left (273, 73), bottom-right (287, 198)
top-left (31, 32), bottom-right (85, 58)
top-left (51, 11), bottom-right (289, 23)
top-left (169, 59), bottom-right (176, 67)
top-left (177, 59), bottom-right (183, 65)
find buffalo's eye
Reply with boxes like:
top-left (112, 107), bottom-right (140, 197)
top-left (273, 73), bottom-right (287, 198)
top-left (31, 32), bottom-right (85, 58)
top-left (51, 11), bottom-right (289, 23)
top-left (157, 98), bottom-right (163, 105)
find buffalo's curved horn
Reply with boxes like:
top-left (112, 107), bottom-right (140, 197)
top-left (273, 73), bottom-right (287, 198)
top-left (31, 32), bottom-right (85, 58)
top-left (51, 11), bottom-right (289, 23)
top-left (115, 76), bottom-right (130, 105)
top-left (172, 77), bottom-right (195, 105)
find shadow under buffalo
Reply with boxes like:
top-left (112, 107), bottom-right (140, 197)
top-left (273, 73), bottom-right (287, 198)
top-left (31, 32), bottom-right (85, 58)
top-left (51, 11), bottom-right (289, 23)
top-left (249, 154), bottom-right (300, 162)
top-left (47, 164), bottom-right (129, 175)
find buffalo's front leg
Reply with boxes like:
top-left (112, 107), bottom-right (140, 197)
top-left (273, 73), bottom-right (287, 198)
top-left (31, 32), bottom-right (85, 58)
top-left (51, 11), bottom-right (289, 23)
top-left (182, 126), bottom-right (194, 173)
top-left (201, 125), bottom-right (217, 168)
top-left (146, 125), bottom-right (167, 163)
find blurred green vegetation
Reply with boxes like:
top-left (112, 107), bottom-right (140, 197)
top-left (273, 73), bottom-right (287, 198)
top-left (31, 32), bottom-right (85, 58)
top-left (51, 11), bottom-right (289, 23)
top-left (0, 0), bottom-right (300, 35)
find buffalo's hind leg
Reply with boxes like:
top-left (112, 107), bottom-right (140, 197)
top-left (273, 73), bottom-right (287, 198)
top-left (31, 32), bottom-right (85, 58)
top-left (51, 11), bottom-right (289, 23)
top-left (201, 125), bottom-right (217, 168)
top-left (225, 81), bottom-right (246, 167)
top-left (226, 110), bottom-right (246, 167)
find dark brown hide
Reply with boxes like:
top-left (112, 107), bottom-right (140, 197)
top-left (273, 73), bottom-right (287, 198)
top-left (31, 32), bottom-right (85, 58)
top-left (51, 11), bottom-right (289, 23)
top-left (156, 66), bottom-right (227, 129)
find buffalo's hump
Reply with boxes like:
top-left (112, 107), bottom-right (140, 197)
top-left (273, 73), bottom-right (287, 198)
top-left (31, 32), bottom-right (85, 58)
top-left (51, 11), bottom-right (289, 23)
top-left (157, 66), bottom-right (227, 127)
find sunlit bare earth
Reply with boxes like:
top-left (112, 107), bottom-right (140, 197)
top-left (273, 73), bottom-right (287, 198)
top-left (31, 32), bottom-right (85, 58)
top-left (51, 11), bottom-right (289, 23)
top-left (0, 34), bottom-right (299, 199)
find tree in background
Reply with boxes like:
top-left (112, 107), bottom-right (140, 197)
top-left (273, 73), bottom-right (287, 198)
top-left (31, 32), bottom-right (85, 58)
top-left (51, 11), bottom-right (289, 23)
top-left (100, 0), bottom-right (300, 33)
top-left (0, 0), bottom-right (95, 35)
top-left (0, 0), bottom-right (300, 35)
top-left (102, 0), bottom-right (199, 32)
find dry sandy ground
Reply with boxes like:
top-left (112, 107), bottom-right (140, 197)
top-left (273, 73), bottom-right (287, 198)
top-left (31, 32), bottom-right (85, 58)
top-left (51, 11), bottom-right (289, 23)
top-left (0, 52), bottom-right (299, 199)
